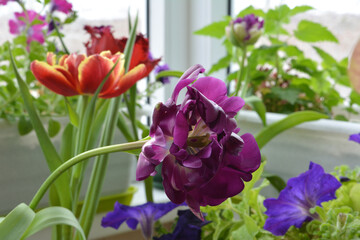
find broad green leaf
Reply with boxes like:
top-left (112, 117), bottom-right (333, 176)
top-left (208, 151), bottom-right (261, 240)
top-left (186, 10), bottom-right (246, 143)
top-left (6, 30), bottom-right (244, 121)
top-left (155, 70), bottom-right (183, 81)
top-left (294, 20), bottom-right (338, 43)
top-left (313, 46), bottom-right (337, 66)
top-left (0, 203), bottom-right (35, 240)
top-left (243, 162), bottom-right (265, 195)
top-left (193, 20), bottom-right (229, 39)
top-left (244, 96), bottom-right (267, 126)
top-left (350, 91), bottom-right (360, 105)
top-left (18, 115), bottom-right (33, 135)
top-left (255, 111), bottom-right (328, 149)
top-left (237, 5), bottom-right (265, 18)
top-left (21, 207), bottom-right (86, 240)
top-left (48, 118), bottom-right (61, 138)
top-left (60, 123), bottom-right (74, 162)
top-left (271, 87), bottom-right (301, 104)
top-left (208, 55), bottom-right (232, 75)
top-left (290, 5), bottom-right (314, 16)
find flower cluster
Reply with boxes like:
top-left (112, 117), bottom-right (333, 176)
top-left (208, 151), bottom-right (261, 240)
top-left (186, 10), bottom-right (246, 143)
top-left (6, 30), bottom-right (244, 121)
top-left (136, 64), bottom-right (261, 219)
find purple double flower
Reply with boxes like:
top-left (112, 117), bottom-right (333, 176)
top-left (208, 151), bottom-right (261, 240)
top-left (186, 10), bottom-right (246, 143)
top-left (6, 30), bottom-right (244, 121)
top-left (136, 64), bottom-right (261, 219)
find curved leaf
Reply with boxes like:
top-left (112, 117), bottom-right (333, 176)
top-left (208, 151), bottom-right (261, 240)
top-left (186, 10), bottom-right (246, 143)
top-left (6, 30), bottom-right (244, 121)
top-left (255, 111), bottom-right (328, 149)
top-left (155, 70), bottom-right (183, 81)
top-left (193, 20), bottom-right (229, 39)
top-left (0, 203), bottom-right (35, 240)
top-left (244, 96), bottom-right (267, 126)
top-left (21, 207), bottom-right (86, 240)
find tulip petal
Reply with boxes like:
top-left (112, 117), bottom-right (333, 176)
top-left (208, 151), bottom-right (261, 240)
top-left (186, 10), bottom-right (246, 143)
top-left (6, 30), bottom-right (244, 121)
top-left (101, 64), bottom-right (146, 98)
top-left (78, 55), bottom-right (115, 94)
top-left (31, 61), bottom-right (79, 96)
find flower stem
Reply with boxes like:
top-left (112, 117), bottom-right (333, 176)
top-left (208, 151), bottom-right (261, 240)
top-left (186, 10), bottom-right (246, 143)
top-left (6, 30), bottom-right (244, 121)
top-left (144, 177), bottom-right (154, 202)
top-left (234, 46), bottom-right (247, 97)
top-left (50, 15), bottom-right (70, 54)
top-left (28, 140), bottom-right (148, 211)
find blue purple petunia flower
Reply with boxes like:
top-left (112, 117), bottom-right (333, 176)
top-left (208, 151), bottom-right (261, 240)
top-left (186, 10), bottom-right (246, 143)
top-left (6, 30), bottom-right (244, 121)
top-left (101, 201), bottom-right (184, 240)
top-left (349, 133), bottom-right (360, 144)
top-left (263, 162), bottom-right (341, 236)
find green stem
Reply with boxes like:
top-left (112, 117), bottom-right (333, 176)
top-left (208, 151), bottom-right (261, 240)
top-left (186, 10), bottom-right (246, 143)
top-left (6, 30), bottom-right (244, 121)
top-left (50, 15), bottom-right (70, 54)
top-left (77, 97), bottom-right (121, 238)
top-left (28, 140), bottom-right (148, 210)
top-left (234, 47), bottom-right (247, 97)
top-left (144, 177), bottom-right (154, 202)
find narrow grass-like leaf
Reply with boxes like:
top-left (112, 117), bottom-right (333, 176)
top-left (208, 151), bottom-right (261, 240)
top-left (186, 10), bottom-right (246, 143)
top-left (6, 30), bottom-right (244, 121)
top-left (0, 203), bottom-right (35, 240)
top-left (21, 207), bottom-right (86, 240)
top-left (9, 47), bottom-right (71, 209)
top-left (255, 111), bottom-right (328, 149)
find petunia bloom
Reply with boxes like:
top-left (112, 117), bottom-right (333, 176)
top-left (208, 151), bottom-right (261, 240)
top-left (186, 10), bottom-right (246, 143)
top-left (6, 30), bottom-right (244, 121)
top-left (84, 25), bottom-right (160, 77)
top-left (9, 10), bottom-right (47, 45)
top-left (30, 51), bottom-right (148, 98)
top-left (136, 64), bottom-right (261, 219)
top-left (0, 0), bottom-right (15, 5)
top-left (155, 63), bottom-right (171, 84)
top-left (263, 162), bottom-right (341, 236)
top-left (349, 133), bottom-right (360, 144)
top-left (226, 14), bottom-right (264, 48)
top-left (154, 209), bottom-right (209, 240)
top-left (101, 201), bottom-right (184, 240)
top-left (50, 0), bottom-right (72, 14)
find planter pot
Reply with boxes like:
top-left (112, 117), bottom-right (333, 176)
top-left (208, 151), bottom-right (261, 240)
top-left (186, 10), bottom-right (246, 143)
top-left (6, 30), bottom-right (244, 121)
top-left (237, 110), bottom-right (360, 196)
top-left (0, 118), bottom-right (137, 215)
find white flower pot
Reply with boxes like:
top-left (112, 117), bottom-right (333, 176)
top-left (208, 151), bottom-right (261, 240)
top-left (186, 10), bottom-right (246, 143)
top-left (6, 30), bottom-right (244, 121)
top-left (0, 118), bottom-right (136, 215)
top-left (237, 110), bottom-right (360, 196)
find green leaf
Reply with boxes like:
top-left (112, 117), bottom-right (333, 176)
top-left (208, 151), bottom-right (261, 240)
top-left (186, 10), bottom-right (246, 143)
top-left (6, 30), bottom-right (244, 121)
top-left (0, 203), bottom-right (35, 240)
top-left (9, 47), bottom-right (72, 209)
top-left (255, 111), bottom-right (328, 149)
top-left (48, 118), bottom-right (61, 138)
top-left (193, 20), bottom-right (228, 39)
top-left (237, 5), bottom-right (265, 18)
top-left (313, 46), bottom-right (337, 66)
top-left (208, 55), bottom-right (232, 75)
top-left (64, 97), bottom-right (79, 127)
top-left (290, 5), bottom-right (314, 16)
top-left (18, 115), bottom-right (33, 135)
top-left (294, 20), bottom-right (338, 43)
top-left (21, 207), bottom-right (86, 240)
top-left (262, 172), bottom-right (286, 192)
top-left (243, 162), bottom-right (265, 195)
top-left (271, 87), bottom-right (301, 104)
top-left (244, 96), bottom-right (267, 126)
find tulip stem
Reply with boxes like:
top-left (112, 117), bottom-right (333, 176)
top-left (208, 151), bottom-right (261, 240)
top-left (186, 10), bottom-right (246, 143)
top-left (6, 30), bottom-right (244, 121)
top-left (234, 46), bottom-right (247, 97)
top-left (29, 140), bottom-right (148, 211)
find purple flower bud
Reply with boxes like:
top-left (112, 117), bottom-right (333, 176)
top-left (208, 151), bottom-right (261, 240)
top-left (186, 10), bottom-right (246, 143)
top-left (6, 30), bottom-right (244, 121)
top-left (136, 64), bottom-right (261, 219)
top-left (226, 14), bottom-right (264, 48)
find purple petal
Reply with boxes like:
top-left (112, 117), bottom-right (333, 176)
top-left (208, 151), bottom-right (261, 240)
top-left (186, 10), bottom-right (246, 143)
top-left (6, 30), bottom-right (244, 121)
top-left (191, 77), bottom-right (227, 102)
top-left (171, 64), bottom-right (205, 102)
top-left (101, 202), bottom-right (140, 229)
top-left (349, 133), bottom-right (360, 144)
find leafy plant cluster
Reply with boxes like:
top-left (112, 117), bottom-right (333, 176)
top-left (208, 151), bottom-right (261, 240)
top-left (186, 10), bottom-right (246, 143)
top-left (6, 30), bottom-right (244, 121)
top-left (199, 163), bottom-right (360, 240)
top-left (195, 5), bottom-right (360, 120)
top-left (0, 0), bottom-right (77, 136)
